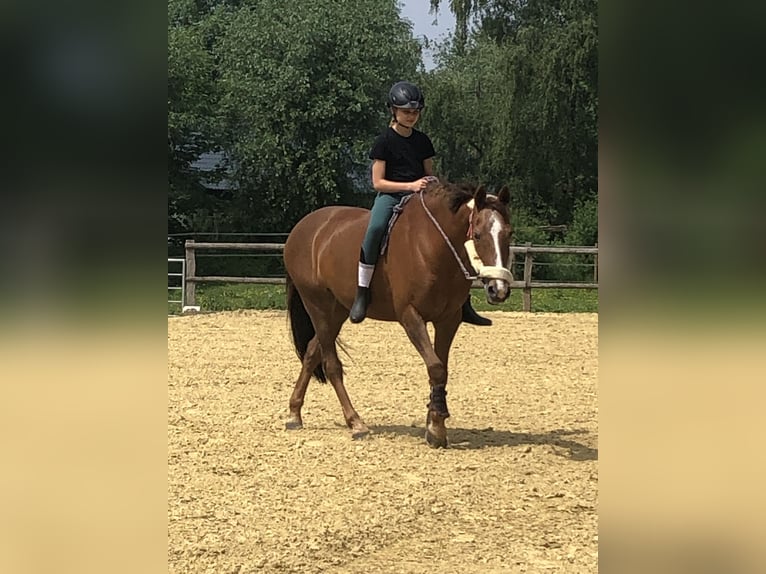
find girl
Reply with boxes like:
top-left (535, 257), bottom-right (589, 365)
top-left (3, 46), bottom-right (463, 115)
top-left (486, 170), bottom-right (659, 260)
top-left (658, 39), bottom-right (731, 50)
top-left (349, 80), bottom-right (491, 326)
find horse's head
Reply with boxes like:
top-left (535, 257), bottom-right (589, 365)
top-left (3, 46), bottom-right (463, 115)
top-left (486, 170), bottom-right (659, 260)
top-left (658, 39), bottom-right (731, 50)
top-left (468, 185), bottom-right (513, 304)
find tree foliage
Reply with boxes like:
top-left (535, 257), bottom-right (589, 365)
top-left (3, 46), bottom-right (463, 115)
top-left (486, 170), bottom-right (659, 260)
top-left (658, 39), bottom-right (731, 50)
top-left (168, 0), bottom-right (597, 244)
top-left (168, 0), bottom-right (420, 234)
top-left (423, 0), bottom-right (597, 238)
top-left (168, 0), bottom-right (227, 234)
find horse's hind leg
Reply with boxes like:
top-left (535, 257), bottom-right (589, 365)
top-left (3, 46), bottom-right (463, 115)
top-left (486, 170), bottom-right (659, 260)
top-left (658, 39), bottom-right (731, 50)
top-left (286, 336), bottom-right (321, 430)
top-left (305, 298), bottom-right (369, 439)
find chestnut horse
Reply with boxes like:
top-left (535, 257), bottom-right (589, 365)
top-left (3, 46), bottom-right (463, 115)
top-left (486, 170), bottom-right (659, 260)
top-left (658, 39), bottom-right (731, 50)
top-left (283, 180), bottom-right (512, 447)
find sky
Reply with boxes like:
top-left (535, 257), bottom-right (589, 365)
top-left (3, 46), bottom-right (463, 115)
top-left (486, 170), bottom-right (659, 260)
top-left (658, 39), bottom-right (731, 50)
top-left (398, 0), bottom-right (456, 70)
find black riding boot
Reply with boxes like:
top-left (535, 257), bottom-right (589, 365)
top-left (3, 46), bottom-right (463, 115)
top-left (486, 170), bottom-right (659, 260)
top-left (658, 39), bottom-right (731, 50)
top-left (461, 297), bottom-right (492, 326)
top-left (349, 286), bottom-right (371, 323)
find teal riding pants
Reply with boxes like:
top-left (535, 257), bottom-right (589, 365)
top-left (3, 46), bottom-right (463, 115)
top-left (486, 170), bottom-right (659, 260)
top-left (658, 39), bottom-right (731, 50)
top-left (360, 192), bottom-right (411, 265)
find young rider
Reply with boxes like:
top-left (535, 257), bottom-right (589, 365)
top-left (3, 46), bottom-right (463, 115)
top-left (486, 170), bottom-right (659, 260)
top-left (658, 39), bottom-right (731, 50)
top-left (349, 80), bottom-right (492, 326)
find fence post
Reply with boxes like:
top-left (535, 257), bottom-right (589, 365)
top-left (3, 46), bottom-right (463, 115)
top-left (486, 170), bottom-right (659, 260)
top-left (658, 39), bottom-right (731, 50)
top-left (184, 240), bottom-right (197, 307)
top-left (594, 242), bottom-right (598, 283)
top-left (522, 242), bottom-right (533, 312)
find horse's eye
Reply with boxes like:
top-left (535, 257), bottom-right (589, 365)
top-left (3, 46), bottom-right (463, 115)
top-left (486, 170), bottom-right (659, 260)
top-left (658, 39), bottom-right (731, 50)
top-left (473, 232), bottom-right (481, 241)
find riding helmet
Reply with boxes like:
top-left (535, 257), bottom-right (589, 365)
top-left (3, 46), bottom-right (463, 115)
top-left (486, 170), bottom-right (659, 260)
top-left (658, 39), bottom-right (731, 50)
top-left (387, 81), bottom-right (425, 109)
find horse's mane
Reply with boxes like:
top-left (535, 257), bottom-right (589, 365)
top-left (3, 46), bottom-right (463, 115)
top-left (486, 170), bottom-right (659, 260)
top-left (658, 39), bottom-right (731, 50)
top-left (425, 181), bottom-right (509, 222)
top-left (424, 180), bottom-right (475, 213)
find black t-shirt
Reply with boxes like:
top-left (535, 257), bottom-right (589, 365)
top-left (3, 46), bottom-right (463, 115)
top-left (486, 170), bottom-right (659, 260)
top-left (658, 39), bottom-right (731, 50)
top-left (368, 127), bottom-right (436, 182)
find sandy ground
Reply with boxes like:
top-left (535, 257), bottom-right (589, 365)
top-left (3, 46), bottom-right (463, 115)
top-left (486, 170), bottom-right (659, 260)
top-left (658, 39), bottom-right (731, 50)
top-left (168, 310), bottom-right (598, 573)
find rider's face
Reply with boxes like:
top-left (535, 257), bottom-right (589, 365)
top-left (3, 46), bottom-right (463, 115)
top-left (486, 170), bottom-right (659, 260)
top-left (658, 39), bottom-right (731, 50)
top-left (394, 107), bottom-right (421, 127)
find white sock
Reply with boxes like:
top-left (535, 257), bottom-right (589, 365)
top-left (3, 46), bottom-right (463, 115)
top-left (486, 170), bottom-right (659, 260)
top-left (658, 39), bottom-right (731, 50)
top-left (358, 263), bottom-right (375, 287)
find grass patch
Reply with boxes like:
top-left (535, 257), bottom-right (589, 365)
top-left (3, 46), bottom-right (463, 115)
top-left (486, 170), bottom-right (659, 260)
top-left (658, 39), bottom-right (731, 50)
top-left (198, 283), bottom-right (286, 312)
top-left (469, 288), bottom-right (598, 313)
top-left (170, 283), bottom-right (598, 314)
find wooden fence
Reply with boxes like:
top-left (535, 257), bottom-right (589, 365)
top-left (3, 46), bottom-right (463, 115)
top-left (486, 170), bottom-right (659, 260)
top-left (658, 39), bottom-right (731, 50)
top-left (182, 240), bottom-right (598, 312)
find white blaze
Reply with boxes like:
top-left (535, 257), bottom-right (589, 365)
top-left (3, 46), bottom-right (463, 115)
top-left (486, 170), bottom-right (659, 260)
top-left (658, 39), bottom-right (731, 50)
top-left (487, 212), bottom-right (510, 301)
top-left (489, 214), bottom-right (504, 267)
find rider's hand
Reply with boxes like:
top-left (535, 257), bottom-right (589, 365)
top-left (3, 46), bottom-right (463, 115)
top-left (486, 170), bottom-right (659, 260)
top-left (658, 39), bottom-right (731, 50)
top-left (411, 176), bottom-right (437, 192)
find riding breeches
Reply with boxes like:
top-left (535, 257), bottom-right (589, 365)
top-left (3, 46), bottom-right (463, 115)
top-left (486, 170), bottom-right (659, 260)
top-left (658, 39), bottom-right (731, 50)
top-left (360, 192), bottom-right (410, 265)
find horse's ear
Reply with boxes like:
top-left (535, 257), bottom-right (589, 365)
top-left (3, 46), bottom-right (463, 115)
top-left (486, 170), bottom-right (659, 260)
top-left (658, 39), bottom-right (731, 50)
top-left (474, 185), bottom-right (487, 209)
top-left (497, 185), bottom-right (510, 205)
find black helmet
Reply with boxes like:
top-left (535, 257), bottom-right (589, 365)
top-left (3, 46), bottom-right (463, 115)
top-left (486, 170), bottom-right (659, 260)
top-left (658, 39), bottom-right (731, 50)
top-left (387, 81), bottom-right (424, 109)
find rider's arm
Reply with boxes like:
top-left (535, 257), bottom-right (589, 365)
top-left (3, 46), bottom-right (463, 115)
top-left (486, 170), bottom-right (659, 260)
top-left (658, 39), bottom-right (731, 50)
top-left (423, 158), bottom-right (434, 177)
top-left (371, 160), bottom-right (432, 193)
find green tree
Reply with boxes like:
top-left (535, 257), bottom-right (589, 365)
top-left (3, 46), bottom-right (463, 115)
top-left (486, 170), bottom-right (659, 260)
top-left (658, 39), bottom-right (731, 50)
top-left (565, 196), bottom-right (598, 246)
top-left (423, 0), bottom-right (597, 235)
top-left (429, 0), bottom-right (474, 54)
top-left (168, 0), bottom-right (597, 256)
top-left (168, 0), bottom-right (229, 234)
top-left (168, 0), bottom-right (421, 235)
top-left (214, 0), bottom-right (420, 231)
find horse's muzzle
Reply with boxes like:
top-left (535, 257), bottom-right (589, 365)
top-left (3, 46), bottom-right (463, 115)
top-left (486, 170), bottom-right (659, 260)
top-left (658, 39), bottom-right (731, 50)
top-left (484, 279), bottom-right (510, 304)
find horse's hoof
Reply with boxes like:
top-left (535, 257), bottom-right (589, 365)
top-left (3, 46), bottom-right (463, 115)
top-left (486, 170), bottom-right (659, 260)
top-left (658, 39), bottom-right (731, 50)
top-left (351, 429), bottom-right (370, 440)
top-left (425, 429), bottom-right (448, 448)
top-left (425, 411), bottom-right (448, 448)
top-left (285, 420), bottom-right (303, 430)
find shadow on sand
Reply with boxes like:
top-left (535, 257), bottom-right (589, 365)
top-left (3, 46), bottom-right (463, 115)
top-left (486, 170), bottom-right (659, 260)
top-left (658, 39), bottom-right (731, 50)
top-left (369, 424), bottom-right (598, 460)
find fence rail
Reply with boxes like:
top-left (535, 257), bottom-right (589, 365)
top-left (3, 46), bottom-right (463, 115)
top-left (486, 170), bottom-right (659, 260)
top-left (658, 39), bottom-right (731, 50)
top-left (180, 240), bottom-right (598, 312)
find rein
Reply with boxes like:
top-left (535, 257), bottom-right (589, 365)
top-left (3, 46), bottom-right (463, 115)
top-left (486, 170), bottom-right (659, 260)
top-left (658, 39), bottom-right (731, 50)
top-left (418, 191), bottom-right (477, 280)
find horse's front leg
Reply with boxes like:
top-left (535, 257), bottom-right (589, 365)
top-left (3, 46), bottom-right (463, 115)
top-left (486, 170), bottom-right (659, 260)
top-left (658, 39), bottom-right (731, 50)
top-left (428, 310), bottom-right (462, 447)
top-left (400, 306), bottom-right (459, 448)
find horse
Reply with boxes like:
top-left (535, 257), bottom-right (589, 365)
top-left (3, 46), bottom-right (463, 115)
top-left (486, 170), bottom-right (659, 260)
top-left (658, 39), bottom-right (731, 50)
top-left (282, 180), bottom-right (513, 447)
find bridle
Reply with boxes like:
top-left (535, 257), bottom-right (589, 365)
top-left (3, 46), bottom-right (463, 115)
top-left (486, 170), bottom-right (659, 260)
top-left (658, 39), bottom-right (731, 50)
top-left (464, 199), bottom-right (513, 283)
top-left (418, 192), bottom-right (512, 283)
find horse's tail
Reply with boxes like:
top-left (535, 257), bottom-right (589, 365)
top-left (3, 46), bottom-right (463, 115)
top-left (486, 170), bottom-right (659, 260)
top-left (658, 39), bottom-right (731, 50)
top-left (285, 273), bottom-right (326, 382)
